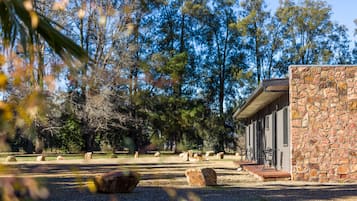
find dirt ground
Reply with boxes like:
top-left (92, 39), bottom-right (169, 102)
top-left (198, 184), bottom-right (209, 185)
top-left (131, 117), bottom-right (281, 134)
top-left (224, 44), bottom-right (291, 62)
top-left (1, 155), bottom-right (356, 201)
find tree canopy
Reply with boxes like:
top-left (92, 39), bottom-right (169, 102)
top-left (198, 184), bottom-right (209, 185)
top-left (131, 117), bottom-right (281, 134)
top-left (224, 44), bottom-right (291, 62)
top-left (1, 0), bottom-right (356, 154)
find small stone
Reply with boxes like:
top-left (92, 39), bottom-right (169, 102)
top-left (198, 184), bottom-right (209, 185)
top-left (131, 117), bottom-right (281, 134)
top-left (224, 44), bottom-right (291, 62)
top-left (180, 152), bottom-right (190, 161)
top-left (84, 152), bottom-right (93, 160)
top-left (154, 151), bottom-right (160, 157)
top-left (94, 170), bottom-right (140, 193)
top-left (188, 150), bottom-right (194, 157)
top-left (36, 155), bottom-right (46, 161)
top-left (185, 168), bottom-right (217, 187)
top-left (216, 152), bottom-right (224, 159)
top-left (5, 156), bottom-right (17, 162)
top-left (56, 156), bottom-right (64, 160)
top-left (205, 151), bottom-right (215, 157)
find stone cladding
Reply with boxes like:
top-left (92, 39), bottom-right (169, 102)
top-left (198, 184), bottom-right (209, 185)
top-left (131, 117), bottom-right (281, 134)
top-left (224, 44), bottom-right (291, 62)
top-left (289, 66), bottom-right (357, 182)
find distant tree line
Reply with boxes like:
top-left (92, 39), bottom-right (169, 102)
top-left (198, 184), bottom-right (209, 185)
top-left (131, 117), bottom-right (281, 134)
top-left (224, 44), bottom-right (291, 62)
top-left (1, 0), bottom-right (357, 154)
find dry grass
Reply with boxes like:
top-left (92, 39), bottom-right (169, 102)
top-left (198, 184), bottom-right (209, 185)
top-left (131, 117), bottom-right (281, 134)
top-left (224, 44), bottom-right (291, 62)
top-left (1, 155), bottom-right (356, 201)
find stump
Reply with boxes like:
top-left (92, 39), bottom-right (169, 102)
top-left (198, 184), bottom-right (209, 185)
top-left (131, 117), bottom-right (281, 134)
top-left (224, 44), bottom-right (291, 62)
top-left (94, 170), bottom-right (140, 193)
top-left (185, 168), bottom-right (217, 187)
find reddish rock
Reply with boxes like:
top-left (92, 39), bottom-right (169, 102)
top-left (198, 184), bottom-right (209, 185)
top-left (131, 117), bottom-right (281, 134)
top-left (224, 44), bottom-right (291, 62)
top-left (310, 169), bottom-right (318, 177)
top-left (337, 165), bottom-right (349, 175)
top-left (94, 171), bottom-right (140, 193)
top-left (185, 168), bottom-right (217, 187)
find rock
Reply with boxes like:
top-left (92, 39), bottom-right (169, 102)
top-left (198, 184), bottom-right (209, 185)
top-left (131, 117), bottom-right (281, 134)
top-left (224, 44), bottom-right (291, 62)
top-left (185, 168), bottom-right (217, 187)
top-left (183, 152), bottom-right (190, 161)
top-left (179, 152), bottom-right (186, 158)
top-left (94, 170), bottom-right (140, 193)
top-left (193, 155), bottom-right (203, 162)
top-left (134, 151), bottom-right (139, 158)
top-left (84, 152), bottom-right (93, 160)
top-left (216, 152), bottom-right (224, 159)
top-left (188, 150), bottom-right (194, 157)
top-left (193, 153), bottom-right (202, 158)
top-left (5, 156), bottom-right (17, 162)
top-left (36, 155), bottom-right (46, 161)
top-left (154, 151), bottom-right (160, 157)
top-left (56, 156), bottom-right (64, 160)
top-left (193, 153), bottom-right (203, 161)
top-left (179, 152), bottom-right (190, 161)
top-left (205, 151), bottom-right (215, 157)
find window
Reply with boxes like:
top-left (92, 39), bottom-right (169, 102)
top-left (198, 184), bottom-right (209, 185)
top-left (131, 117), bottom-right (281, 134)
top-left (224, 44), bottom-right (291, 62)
top-left (265, 116), bottom-right (270, 130)
top-left (283, 108), bottom-right (288, 145)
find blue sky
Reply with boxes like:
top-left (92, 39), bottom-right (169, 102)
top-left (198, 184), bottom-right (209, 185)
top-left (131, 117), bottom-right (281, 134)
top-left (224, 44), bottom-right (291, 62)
top-left (265, 0), bottom-right (356, 39)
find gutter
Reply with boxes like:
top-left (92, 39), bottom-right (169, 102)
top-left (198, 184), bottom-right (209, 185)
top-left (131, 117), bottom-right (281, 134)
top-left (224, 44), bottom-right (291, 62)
top-left (232, 78), bottom-right (289, 119)
top-left (232, 83), bottom-right (264, 119)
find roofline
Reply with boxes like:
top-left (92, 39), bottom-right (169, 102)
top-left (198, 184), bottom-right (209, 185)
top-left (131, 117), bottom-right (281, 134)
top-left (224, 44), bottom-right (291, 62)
top-left (233, 78), bottom-right (289, 119)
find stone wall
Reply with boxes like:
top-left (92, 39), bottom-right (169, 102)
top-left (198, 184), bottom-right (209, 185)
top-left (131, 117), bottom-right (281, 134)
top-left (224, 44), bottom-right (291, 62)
top-left (290, 66), bottom-right (357, 182)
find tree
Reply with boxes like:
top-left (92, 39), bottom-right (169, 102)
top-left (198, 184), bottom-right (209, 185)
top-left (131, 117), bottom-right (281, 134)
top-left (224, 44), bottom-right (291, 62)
top-left (234, 0), bottom-right (270, 84)
top-left (328, 24), bottom-right (352, 64)
top-left (275, 0), bottom-right (334, 73)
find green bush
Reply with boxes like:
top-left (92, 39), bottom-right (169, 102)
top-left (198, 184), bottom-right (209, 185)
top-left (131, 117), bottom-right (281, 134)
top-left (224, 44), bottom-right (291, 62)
top-left (58, 117), bottom-right (84, 153)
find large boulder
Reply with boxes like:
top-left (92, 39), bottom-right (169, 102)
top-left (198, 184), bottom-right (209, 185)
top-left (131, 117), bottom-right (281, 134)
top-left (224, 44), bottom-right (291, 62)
top-left (185, 168), bottom-right (217, 187)
top-left (5, 156), bottom-right (17, 162)
top-left (94, 170), bottom-right (140, 193)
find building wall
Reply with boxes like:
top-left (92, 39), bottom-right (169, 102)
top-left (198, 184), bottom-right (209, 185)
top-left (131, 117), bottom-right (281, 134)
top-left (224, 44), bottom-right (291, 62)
top-left (290, 66), bottom-right (357, 182)
top-left (244, 93), bottom-right (290, 170)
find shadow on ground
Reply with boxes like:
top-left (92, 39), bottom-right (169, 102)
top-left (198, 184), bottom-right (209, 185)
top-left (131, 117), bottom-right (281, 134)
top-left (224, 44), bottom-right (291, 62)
top-left (44, 176), bottom-right (357, 201)
top-left (2, 161), bottom-right (357, 201)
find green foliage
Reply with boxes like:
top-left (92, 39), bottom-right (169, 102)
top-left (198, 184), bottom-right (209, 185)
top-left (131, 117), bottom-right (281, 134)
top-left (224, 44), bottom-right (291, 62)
top-left (3, 0), bottom-right (357, 156)
top-left (58, 117), bottom-right (83, 153)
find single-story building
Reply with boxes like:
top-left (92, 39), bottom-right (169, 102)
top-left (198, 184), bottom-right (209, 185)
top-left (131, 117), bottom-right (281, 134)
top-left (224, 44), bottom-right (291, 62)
top-left (233, 66), bottom-right (356, 182)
